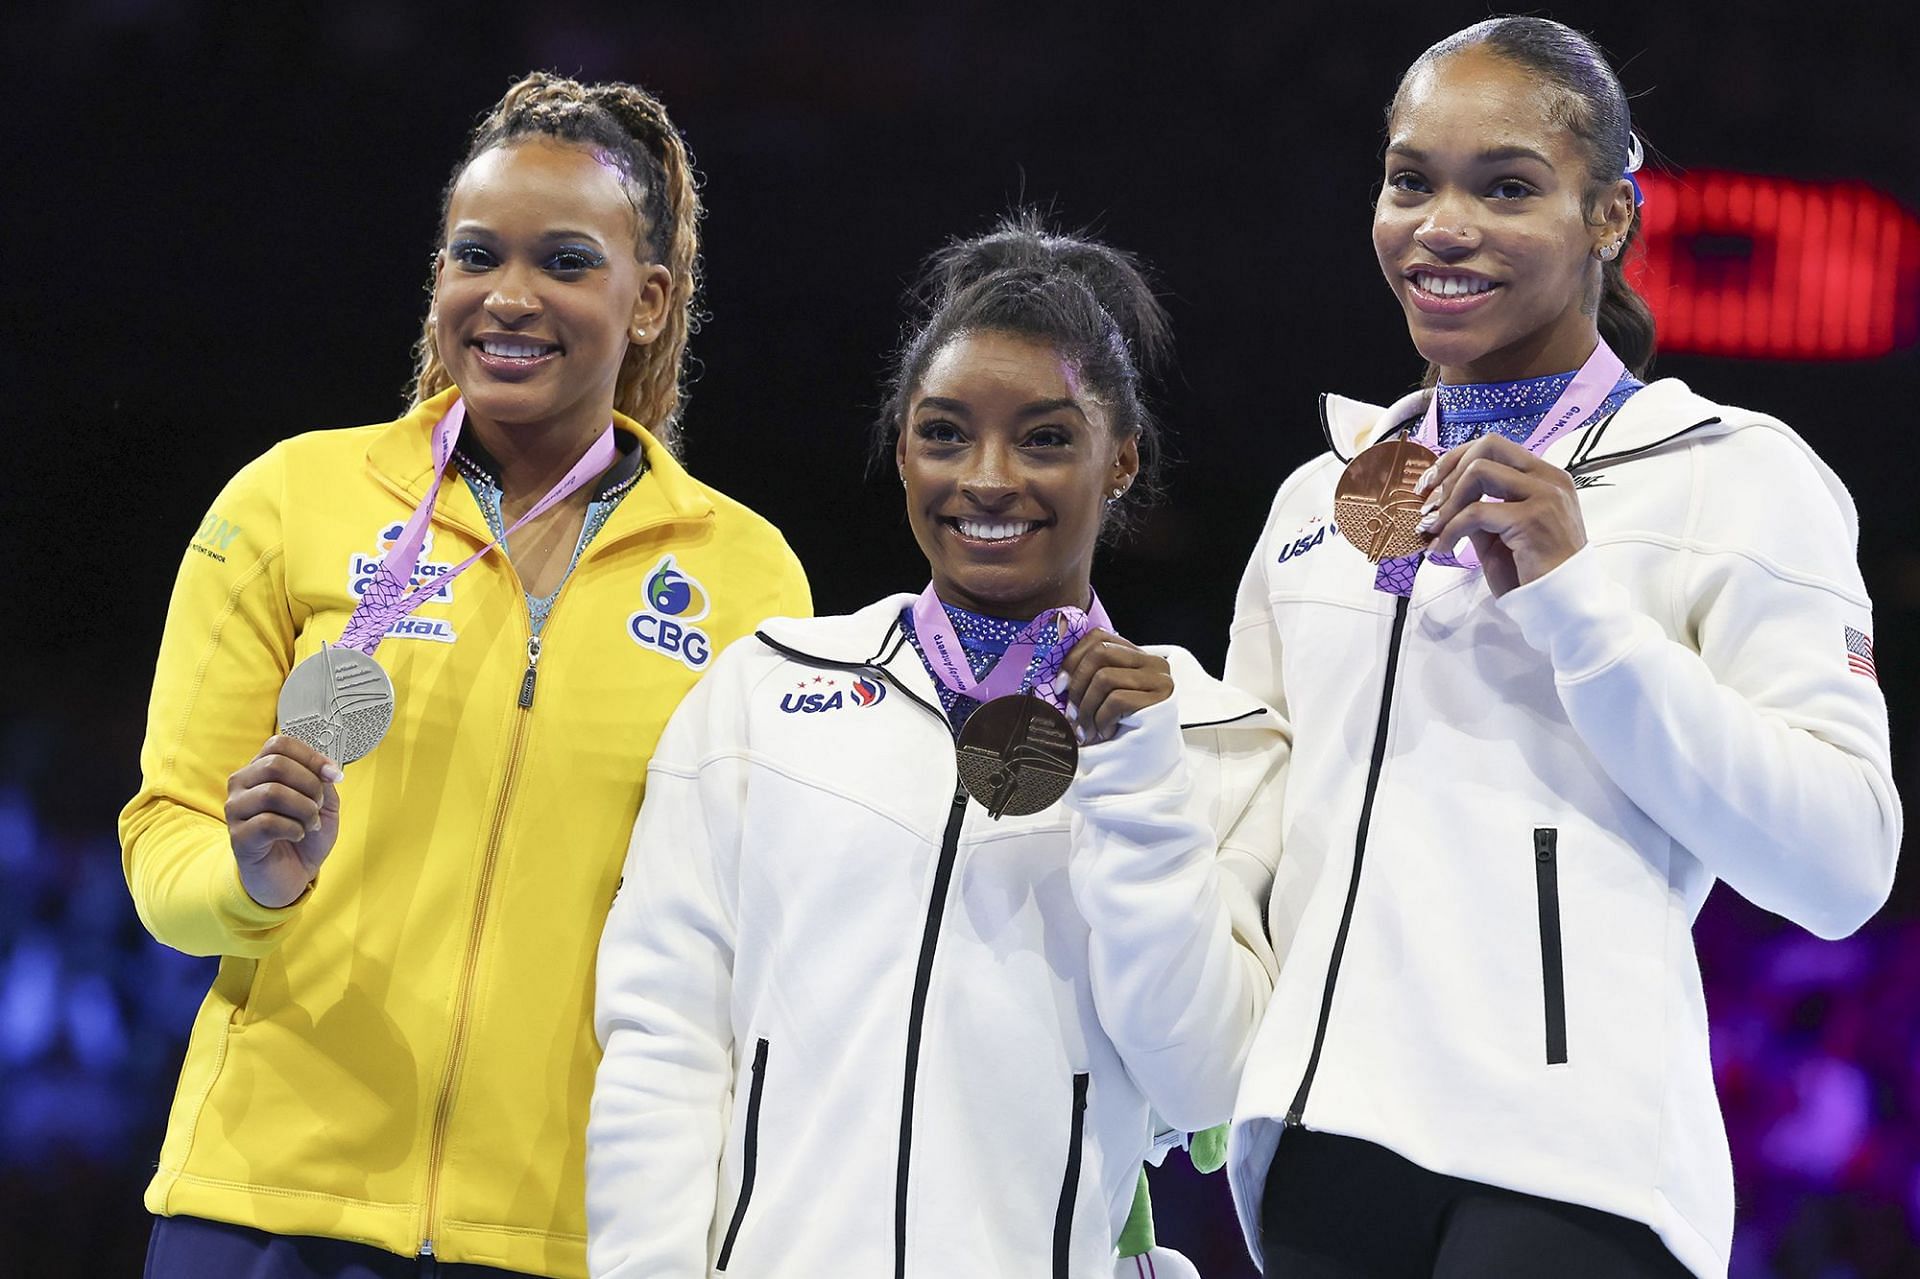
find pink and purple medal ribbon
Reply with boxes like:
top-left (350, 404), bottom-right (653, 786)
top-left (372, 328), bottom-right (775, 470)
top-left (908, 585), bottom-right (1114, 712)
top-left (337, 397), bottom-right (617, 652)
top-left (1373, 338), bottom-right (1625, 596)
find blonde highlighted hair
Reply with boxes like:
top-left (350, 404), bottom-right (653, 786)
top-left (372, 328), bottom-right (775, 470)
top-left (409, 71), bottom-right (703, 453)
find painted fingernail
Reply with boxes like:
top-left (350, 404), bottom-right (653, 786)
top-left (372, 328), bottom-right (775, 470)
top-left (321, 763), bottom-right (345, 783)
top-left (1414, 465), bottom-right (1438, 495)
top-left (1416, 508), bottom-right (1440, 534)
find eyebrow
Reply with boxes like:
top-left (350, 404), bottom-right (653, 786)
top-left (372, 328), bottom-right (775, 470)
top-left (914, 395), bottom-right (1088, 419)
top-left (1385, 143), bottom-right (1556, 168)
top-left (448, 224), bottom-right (609, 244)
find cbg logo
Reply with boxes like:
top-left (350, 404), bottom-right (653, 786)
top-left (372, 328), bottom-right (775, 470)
top-left (629, 554), bottom-right (714, 669)
top-left (780, 675), bottom-right (888, 714)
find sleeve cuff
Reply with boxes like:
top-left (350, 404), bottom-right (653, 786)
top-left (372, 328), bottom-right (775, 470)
top-left (212, 857), bottom-right (309, 930)
top-left (1069, 695), bottom-right (1185, 802)
top-left (1494, 544), bottom-right (1649, 682)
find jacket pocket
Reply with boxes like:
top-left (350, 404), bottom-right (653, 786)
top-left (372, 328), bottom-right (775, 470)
top-left (1533, 829), bottom-right (1568, 1065)
top-left (716, 1037), bottom-right (770, 1272)
top-left (1051, 1073), bottom-right (1091, 1279)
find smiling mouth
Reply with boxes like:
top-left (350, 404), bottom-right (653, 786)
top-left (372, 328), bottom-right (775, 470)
top-left (1408, 271), bottom-right (1501, 302)
top-left (947, 517), bottom-right (1043, 543)
top-left (472, 338), bottom-right (562, 366)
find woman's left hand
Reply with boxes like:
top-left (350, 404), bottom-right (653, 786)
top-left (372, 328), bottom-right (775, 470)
top-left (1060, 629), bottom-right (1173, 744)
top-left (1415, 434), bottom-right (1588, 596)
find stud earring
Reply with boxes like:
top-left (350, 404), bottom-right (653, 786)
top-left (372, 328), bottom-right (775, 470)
top-left (632, 326), bottom-right (648, 341)
top-left (1596, 242), bottom-right (1620, 262)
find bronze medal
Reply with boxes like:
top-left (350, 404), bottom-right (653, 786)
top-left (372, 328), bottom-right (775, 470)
top-left (1333, 439), bottom-right (1438, 563)
top-left (955, 694), bottom-right (1079, 819)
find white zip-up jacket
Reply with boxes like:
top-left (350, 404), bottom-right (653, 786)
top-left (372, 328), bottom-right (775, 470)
top-left (1224, 378), bottom-right (1901, 1278)
top-left (588, 595), bottom-right (1287, 1278)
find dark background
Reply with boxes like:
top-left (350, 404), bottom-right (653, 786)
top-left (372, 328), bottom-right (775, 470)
top-left (4, 2), bottom-right (1918, 1275)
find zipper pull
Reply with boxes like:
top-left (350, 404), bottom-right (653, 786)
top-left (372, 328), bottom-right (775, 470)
top-left (419, 1238), bottom-right (435, 1257)
top-left (518, 635), bottom-right (543, 709)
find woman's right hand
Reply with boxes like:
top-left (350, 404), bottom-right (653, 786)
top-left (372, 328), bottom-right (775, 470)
top-left (225, 735), bottom-right (344, 908)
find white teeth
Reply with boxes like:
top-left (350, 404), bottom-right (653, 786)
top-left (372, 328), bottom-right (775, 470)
top-left (481, 340), bottom-right (553, 358)
top-left (956, 519), bottom-right (1037, 541)
top-left (1414, 273), bottom-right (1495, 298)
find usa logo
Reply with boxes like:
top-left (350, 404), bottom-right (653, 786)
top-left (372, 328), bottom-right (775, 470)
top-left (1277, 520), bottom-right (1331, 564)
top-left (629, 554), bottom-right (714, 669)
top-left (780, 675), bottom-right (888, 714)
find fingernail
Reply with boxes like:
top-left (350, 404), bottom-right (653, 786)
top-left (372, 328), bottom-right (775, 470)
top-left (1414, 465), bottom-right (1438, 495)
top-left (321, 763), bottom-right (345, 783)
top-left (1415, 509), bottom-right (1440, 534)
top-left (308, 817), bottom-right (321, 832)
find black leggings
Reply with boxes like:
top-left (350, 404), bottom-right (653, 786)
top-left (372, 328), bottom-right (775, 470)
top-left (1260, 1130), bottom-right (1695, 1279)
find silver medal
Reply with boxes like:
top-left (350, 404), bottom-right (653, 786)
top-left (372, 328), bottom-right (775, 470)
top-left (277, 647), bottom-right (395, 764)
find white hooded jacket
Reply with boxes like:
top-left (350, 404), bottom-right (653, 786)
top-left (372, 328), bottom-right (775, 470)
top-left (1224, 378), bottom-right (1901, 1278)
top-left (588, 595), bottom-right (1287, 1277)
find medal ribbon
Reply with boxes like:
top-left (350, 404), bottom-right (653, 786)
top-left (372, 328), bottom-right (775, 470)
top-left (1374, 338), bottom-right (1625, 593)
top-left (908, 585), bottom-right (1114, 712)
top-left (336, 398), bottom-right (617, 653)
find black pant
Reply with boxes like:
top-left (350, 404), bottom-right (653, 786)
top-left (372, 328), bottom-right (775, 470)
top-left (1260, 1130), bottom-right (1695, 1278)
top-left (145, 1216), bottom-right (543, 1279)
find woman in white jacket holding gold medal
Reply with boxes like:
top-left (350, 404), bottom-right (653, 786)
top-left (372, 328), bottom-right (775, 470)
top-left (585, 215), bottom-right (1286, 1277)
top-left (1225, 17), bottom-right (1900, 1279)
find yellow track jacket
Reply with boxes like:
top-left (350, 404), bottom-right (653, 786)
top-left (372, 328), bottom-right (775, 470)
top-left (120, 389), bottom-right (810, 1277)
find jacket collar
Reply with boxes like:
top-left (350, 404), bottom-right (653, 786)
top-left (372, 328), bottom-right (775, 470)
top-left (1321, 377), bottom-right (1729, 470)
top-left (1317, 375), bottom-right (1857, 537)
top-left (364, 388), bottom-right (715, 542)
top-left (757, 594), bottom-right (1283, 735)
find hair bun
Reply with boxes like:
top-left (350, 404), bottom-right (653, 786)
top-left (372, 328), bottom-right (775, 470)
top-left (921, 209), bottom-right (1171, 374)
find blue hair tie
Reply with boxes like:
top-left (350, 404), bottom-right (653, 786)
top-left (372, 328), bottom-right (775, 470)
top-left (1625, 132), bottom-right (1646, 207)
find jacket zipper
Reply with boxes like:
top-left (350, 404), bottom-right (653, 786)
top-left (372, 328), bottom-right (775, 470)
top-left (1534, 829), bottom-right (1568, 1065)
top-left (518, 635), bottom-right (542, 708)
top-left (716, 1037), bottom-right (771, 1270)
top-left (895, 783), bottom-right (970, 1279)
top-left (419, 611), bottom-right (552, 1257)
top-left (1051, 1072), bottom-right (1091, 1279)
top-left (1285, 593), bottom-right (1411, 1127)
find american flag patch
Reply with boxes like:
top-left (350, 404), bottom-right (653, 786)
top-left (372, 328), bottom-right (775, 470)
top-left (1846, 626), bottom-right (1878, 681)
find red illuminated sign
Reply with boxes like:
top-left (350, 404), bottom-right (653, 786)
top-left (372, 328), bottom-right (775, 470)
top-left (1630, 171), bottom-right (1920, 360)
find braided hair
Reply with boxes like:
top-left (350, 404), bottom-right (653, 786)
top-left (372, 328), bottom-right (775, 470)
top-left (409, 71), bottom-right (703, 452)
top-left (876, 211), bottom-right (1171, 539)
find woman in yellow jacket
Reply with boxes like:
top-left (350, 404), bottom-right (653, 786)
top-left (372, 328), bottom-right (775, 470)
top-left (120, 73), bottom-right (809, 1279)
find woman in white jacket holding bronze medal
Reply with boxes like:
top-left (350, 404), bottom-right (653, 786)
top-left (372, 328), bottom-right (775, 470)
top-left (1224, 17), bottom-right (1900, 1279)
top-left (585, 214), bottom-right (1286, 1277)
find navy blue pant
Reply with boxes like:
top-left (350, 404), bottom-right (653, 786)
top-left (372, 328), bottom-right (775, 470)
top-left (1261, 1129), bottom-right (1694, 1278)
top-left (145, 1216), bottom-right (543, 1279)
